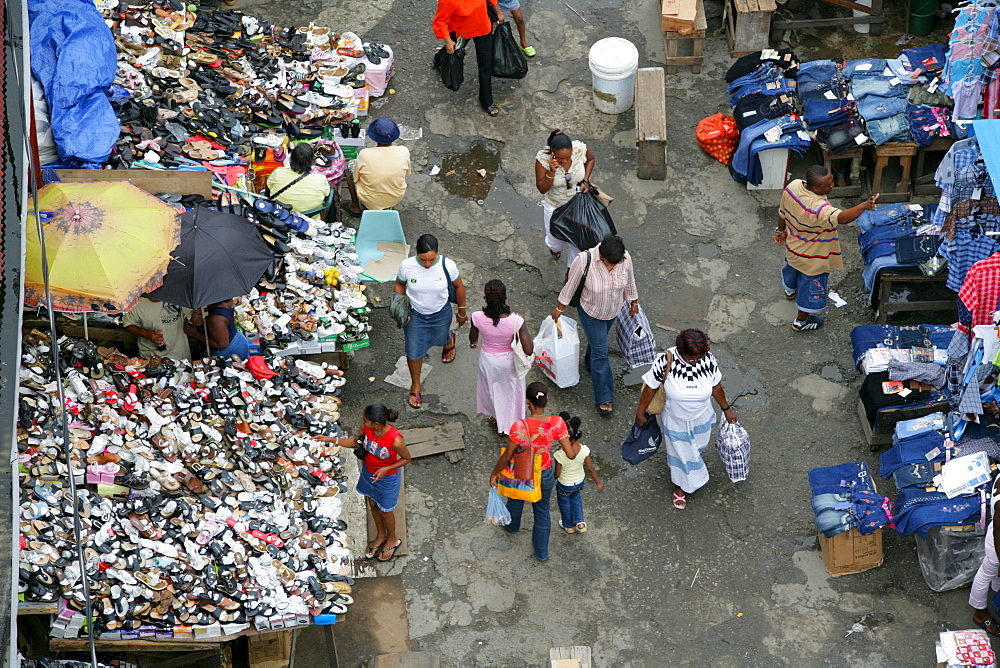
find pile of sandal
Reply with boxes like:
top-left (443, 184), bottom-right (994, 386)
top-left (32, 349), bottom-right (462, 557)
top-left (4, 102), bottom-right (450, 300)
top-left (18, 330), bottom-right (361, 638)
top-left (104, 1), bottom-right (394, 170)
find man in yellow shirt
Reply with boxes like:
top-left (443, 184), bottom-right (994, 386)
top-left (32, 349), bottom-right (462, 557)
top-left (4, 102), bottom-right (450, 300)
top-left (345, 118), bottom-right (411, 215)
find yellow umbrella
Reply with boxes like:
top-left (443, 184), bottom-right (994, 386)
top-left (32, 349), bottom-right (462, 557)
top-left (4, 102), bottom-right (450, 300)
top-left (25, 181), bottom-right (182, 313)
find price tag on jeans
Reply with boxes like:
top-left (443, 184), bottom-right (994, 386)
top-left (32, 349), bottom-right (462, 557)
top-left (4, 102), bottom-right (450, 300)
top-left (856, 62), bottom-right (873, 71)
top-left (925, 447), bottom-right (942, 461)
top-left (855, 133), bottom-right (869, 145)
top-left (823, 90), bottom-right (837, 100)
top-left (761, 48), bottom-right (779, 60)
top-left (763, 126), bottom-right (782, 143)
top-left (928, 77), bottom-right (940, 93)
top-left (846, 92), bottom-right (855, 100)
top-left (883, 67), bottom-right (894, 77)
top-left (797, 130), bottom-right (811, 141)
top-left (889, 77), bottom-right (901, 86)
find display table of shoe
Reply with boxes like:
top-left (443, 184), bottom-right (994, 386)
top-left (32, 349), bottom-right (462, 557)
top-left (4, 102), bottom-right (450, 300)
top-left (17, 329), bottom-right (363, 643)
top-left (97, 0), bottom-right (395, 171)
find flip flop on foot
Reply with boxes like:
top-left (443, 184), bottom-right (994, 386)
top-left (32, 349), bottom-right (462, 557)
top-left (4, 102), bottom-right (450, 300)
top-left (596, 402), bottom-right (613, 416)
top-left (408, 392), bottom-right (422, 409)
top-left (343, 204), bottom-right (362, 217)
top-left (484, 104), bottom-right (500, 117)
top-left (364, 540), bottom-right (384, 559)
top-left (442, 333), bottom-right (457, 363)
top-left (975, 615), bottom-right (1000, 636)
top-left (521, 45), bottom-right (536, 57)
top-left (549, 249), bottom-right (561, 260)
top-left (672, 490), bottom-right (687, 510)
top-left (378, 538), bottom-right (402, 561)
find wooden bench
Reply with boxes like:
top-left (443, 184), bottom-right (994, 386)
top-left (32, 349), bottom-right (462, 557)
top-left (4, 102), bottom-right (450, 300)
top-left (875, 271), bottom-right (955, 324)
top-left (820, 144), bottom-right (864, 198)
top-left (770, 0), bottom-right (886, 40)
top-left (635, 67), bottom-right (667, 181)
top-left (726, 0), bottom-right (777, 56)
top-left (870, 141), bottom-right (917, 203)
top-left (663, 0), bottom-right (706, 74)
top-left (913, 136), bottom-right (954, 196)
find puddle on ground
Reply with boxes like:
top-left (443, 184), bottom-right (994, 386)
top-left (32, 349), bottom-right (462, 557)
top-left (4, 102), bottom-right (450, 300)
top-left (438, 142), bottom-right (501, 202)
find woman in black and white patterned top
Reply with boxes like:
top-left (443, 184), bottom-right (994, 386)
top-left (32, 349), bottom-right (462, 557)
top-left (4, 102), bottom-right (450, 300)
top-left (633, 329), bottom-right (736, 510)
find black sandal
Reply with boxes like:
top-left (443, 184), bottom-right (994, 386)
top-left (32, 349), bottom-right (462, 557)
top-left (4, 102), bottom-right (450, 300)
top-left (484, 104), bottom-right (500, 117)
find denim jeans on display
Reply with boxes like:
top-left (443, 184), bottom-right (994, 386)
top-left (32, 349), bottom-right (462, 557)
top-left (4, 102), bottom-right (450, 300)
top-left (817, 120), bottom-right (866, 153)
top-left (856, 93), bottom-right (910, 122)
top-left (731, 116), bottom-right (810, 185)
top-left (859, 223), bottom-right (912, 265)
top-left (851, 76), bottom-right (908, 101)
top-left (893, 412), bottom-right (946, 442)
top-left (879, 431), bottom-right (947, 478)
top-left (856, 203), bottom-right (913, 234)
top-left (576, 306), bottom-right (616, 406)
top-left (504, 465), bottom-right (556, 561)
top-left (798, 80), bottom-right (837, 98)
top-left (555, 480), bottom-right (585, 527)
top-left (728, 79), bottom-right (797, 107)
top-left (815, 509), bottom-right (858, 537)
top-left (892, 461), bottom-right (941, 489)
top-left (842, 58), bottom-right (887, 79)
top-left (902, 45), bottom-right (947, 73)
top-left (866, 114), bottom-right (912, 145)
top-left (797, 59), bottom-right (839, 83)
top-left (726, 63), bottom-right (780, 92)
top-left (811, 493), bottom-right (851, 513)
top-left (893, 486), bottom-right (982, 537)
top-left (802, 98), bottom-right (850, 129)
top-left (851, 489), bottom-right (894, 534)
top-left (862, 255), bottom-right (905, 297)
top-left (906, 104), bottom-right (952, 147)
top-left (808, 462), bottom-right (874, 496)
top-left (733, 93), bottom-right (796, 131)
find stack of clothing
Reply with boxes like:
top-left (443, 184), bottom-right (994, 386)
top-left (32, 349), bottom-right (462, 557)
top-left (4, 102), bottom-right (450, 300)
top-left (725, 50), bottom-right (809, 186)
top-left (846, 58), bottom-right (913, 145)
top-left (943, 2), bottom-right (1000, 127)
top-left (900, 45), bottom-right (954, 147)
top-left (855, 202), bottom-right (943, 300)
top-left (881, 416), bottom-right (992, 537)
top-left (859, 371), bottom-right (947, 429)
top-left (851, 324), bottom-right (955, 373)
top-left (808, 462), bottom-right (893, 537)
top-left (796, 59), bottom-right (865, 153)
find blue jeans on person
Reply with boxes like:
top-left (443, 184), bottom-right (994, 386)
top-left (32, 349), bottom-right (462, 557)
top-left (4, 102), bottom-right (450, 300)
top-left (781, 263), bottom-right (829, 314)
top-left (556, 480), bottom-right (585, 527)
top-left (866, 114), bottom-right (911, 145)
top-left (842, 58), bottom-right (887, 79)
top-left (856, 93), bottom-right (909, 122)
top-left (576, 306), bottom-right (616, 406)
top-left (210, 330), bottom-right (251, 360)
top-left (504, 466), bottom-right (556, 561)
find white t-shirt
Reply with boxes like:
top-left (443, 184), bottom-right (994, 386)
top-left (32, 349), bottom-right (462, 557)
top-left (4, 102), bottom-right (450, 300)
top-left (553, 443), bottom-right (590, 485)
top-left (641, 347), bottom-right (722, 421)
top-left (121, 298), bottom-right (193, 361)
top-left (397, 256), bottom-right (460, 316)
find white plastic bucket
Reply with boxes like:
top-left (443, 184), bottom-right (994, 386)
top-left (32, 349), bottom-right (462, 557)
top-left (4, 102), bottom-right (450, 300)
top-left (588, 38), bottom-right (639, 114)
top-left (852, 0), bottom-right (872, 33)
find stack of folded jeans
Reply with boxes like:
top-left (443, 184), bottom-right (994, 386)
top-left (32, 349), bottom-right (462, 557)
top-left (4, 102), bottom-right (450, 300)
top-left (733, 92), bottom-right (796, 132)
top-left (850, 323), bottom-right (955, 370)
top-left (847, 58), bottom-right (913, 145)
top-left (808, 462), bottom-right (891, 537)
top-left (905, 104), bottom-right (954, 147)
top-left (853, 203), bottom-right (942, 297)
top-left (797, 59), bottom-right (856, 130)
top-left (725, 48), bottom-right (800, 85)
top-left (729, 114), bottom-right (810, 186)
top-left (893, 486), bottom-right (984, 537)
top-left (727, 63), bottom-right (797, 107)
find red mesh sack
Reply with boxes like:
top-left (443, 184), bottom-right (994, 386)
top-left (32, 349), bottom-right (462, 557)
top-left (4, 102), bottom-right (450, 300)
top-left (696, 113), bottom-right (740, 166)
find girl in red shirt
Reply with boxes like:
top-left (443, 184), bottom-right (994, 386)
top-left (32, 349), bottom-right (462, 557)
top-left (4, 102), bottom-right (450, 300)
top-left (433, 0), bottom-right (503, 116)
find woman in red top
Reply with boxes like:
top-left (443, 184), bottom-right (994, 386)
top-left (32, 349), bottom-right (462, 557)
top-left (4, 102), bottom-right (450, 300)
top-left (433, 0), bottom-right (503, 116)
top-left (336, 404), bottom-right (411, 561)
top-left (489, 382), bottom-right (569, 561)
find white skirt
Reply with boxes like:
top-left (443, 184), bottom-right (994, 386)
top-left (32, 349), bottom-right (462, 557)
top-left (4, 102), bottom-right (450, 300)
top-left (476, 350), bottom-right (525, 435)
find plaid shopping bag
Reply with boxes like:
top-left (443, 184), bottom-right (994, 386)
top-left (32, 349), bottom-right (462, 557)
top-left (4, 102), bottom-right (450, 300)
top-left (715, 416), bottom-right (750, 483)
top-left (616, 302), bottom-right (656, 368)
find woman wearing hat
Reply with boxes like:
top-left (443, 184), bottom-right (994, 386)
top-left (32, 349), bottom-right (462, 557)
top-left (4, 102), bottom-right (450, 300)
top-left (345, 118), bottom-right (412, 215)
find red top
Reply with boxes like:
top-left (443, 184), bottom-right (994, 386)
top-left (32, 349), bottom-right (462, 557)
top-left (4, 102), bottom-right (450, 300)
top-left (363, 425), bottom-right (402, 476)
top-left (509, 415), bottom-right (568, 470)
top-left (433, 0), bottom-right (497, 40)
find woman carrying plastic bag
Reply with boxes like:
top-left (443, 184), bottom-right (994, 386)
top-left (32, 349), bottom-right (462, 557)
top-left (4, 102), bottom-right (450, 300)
top-left (533, 315), bottom-right (580, 389)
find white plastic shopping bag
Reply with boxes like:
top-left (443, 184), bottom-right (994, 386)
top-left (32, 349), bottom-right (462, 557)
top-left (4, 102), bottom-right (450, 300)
top-left (533, 316), bottom-right (580, 388)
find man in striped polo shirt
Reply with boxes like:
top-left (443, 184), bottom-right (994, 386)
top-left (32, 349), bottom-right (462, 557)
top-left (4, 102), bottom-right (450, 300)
top-left (775, 165), bottom-right (879, 332)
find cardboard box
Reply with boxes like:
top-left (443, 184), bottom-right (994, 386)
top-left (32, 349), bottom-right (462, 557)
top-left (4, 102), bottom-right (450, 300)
top-left (249, 632), bottom-right (292, 668)
top-left (818, 528), bottom-right (883, 576)
top-left (661, 0), bottom-right (698, 33)
top-left (340, 336), bottom-right (370, 351)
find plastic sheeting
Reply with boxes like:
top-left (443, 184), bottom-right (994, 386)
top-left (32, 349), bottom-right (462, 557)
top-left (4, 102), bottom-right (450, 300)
top-left (28, 0), bottom-right (117, 167)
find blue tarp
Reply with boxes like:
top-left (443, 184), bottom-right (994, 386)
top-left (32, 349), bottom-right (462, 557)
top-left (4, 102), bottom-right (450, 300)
top-left (28, 0), bottom-right (117, 167)
top-left (973, 119), bottom-right (1000, 193)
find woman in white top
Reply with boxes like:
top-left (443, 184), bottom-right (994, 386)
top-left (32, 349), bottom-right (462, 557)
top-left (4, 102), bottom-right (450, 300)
top-left (534, 129), bottom-right (595, 268)
top-left (632, 329), bottom-right (737, 510)
top-left (394, 234), bottom-right (467, 409)
top-left (469, 279), bottom-right (533, 435)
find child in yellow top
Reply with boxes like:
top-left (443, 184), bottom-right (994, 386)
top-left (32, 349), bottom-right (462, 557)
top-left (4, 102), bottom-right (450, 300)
top-left (553, 412), bottom-right (603, 533)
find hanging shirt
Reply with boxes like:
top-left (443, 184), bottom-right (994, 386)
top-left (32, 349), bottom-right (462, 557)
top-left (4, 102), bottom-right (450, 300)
top-left (642, 347), bottom-right (722, 421)
top-left (958, 252), bottom-right (1000, 331)
top-left (778, 179), bottom-right (844, 276)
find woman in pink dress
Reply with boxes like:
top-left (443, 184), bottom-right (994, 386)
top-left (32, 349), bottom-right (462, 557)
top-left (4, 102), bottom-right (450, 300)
top-left (469, 280), bottom-right (534, 434)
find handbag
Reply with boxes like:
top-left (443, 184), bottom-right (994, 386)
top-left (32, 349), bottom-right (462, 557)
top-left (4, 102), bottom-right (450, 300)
top-left (586, 181), bottom-right (614, 207)
top-left (566, 250), bottom-right (592, 308)
top-left (353, 437), bottom-right (366, 461)
top-left (496, 450), bottom-right (543, 502)
top-left (512, 316), bottom-right (532, 379)
top-left (433, 37), bottom-right (466, 91)
top-left (646, 349), bottom-right (673, 415)
top-left (621, 413), bottom-right (663, 465)
top-left (441, 255), bottom-right (458, 304)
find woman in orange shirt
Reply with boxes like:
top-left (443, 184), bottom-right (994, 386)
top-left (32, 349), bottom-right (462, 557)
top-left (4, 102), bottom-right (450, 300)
top-left (433, 0), bottom-right (503, 116)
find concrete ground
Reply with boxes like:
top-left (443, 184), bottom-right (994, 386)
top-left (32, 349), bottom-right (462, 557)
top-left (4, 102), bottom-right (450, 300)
top-left (244, 0), bottom-right (968, 663)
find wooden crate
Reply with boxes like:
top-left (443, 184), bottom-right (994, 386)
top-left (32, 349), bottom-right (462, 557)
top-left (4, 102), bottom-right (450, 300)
top-left (661, 0), bottom-right (698, 33)
top-left (725, 0), bottom-right (776, 57)
top-left (635, 67), bottom-right (667, 181)
top-left (663, 0), bottom-right (707, 74)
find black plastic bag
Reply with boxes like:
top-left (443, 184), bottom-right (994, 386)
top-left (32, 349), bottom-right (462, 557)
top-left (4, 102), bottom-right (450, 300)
top-left (492, 21), bottom-right (528, 79)
top-left (621, 414), bottom-right (662, 465)
top-left (433, 37), bottom-right (466, 91)
top-left (549, 191), bottom-right (618, 251)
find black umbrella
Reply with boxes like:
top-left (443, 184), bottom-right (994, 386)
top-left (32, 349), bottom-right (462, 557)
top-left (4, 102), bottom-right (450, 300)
top-left (147, 206), bottom-right (275, 309)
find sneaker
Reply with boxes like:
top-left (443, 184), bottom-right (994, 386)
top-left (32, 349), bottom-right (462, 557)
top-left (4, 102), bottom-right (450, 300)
top-left (558, 520), bottom-right (575, 534)
top-left (791, 315), bottom-right (825, 332)
top-left (783, 289), bottom-right (796, 300)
